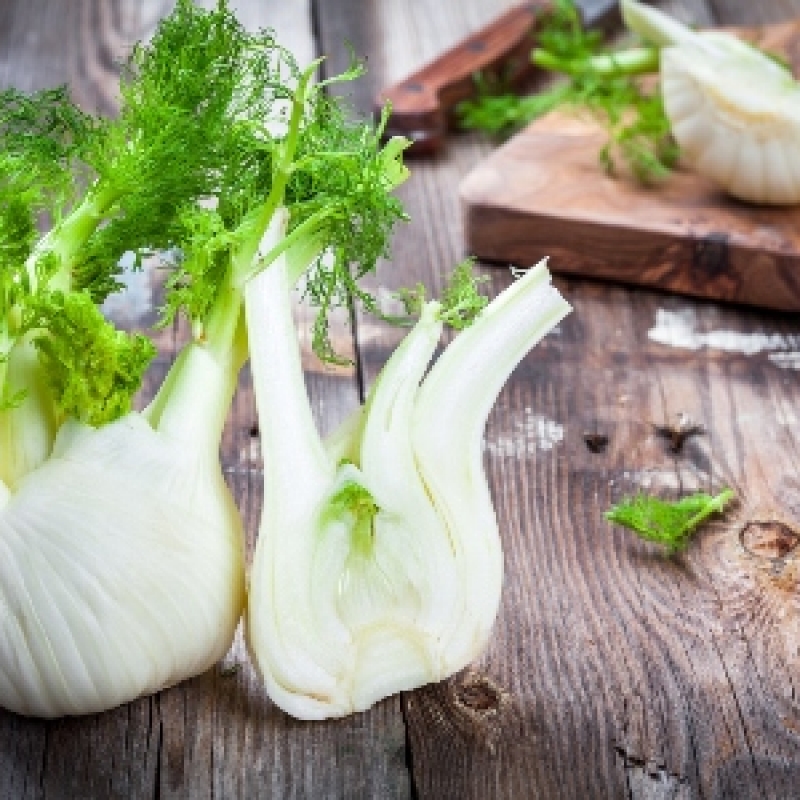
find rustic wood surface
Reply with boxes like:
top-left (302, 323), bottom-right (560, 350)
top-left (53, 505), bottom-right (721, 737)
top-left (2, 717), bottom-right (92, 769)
top-left (461, 20), bottom-right (800, 313)
top-left (1, 1), bottom-right (800, 799)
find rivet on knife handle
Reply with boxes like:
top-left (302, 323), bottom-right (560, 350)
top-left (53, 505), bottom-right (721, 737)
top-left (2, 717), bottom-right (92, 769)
top-left (376, 2), bottom-right (549, 156)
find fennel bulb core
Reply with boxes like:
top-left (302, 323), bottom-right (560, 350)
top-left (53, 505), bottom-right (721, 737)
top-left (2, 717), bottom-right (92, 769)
top-left (244, 217), bottom-right (570, 720)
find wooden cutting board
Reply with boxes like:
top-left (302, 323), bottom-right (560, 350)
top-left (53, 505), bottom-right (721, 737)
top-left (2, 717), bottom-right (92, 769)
top-left (461, 20), bottom-right (800, 311)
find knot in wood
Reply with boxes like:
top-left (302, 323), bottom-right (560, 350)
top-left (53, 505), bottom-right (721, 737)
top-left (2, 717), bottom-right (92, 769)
top-left (454, 674), bottom-right (502, 713)
top-left (740, 520), bottom-right (800, 560)
top-left (693, 231), bottom-right (730, 279)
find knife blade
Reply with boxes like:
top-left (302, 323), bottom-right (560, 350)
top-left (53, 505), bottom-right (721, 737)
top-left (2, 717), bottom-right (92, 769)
top-left (376, 0), bottom-right (622, 156)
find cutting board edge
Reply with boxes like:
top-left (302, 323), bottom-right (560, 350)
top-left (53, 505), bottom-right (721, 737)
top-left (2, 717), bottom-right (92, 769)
top-left (464, 200), bottom-right (800, 313)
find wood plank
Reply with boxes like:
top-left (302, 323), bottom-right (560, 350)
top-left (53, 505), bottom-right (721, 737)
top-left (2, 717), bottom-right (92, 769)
top-left (329, 0), bottom-right (800, 797)
top-left (0, 1), bottom-right (408, 798)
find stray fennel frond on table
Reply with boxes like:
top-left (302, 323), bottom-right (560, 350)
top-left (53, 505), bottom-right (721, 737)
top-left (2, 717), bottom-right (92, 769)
top-left (605, 488), bottom-right (735, 553)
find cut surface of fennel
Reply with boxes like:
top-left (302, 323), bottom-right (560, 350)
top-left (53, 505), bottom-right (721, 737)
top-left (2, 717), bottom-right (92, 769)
top-left (0, 293), bottom-right (248, 719)
top-left (244, 222), bottom-right (570, 720)
top-left (622, 0), bottom-right (800, 204)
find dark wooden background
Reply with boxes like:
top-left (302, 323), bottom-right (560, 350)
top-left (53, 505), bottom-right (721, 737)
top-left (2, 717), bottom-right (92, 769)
top-left (2, 1), bottom-right (800, 798)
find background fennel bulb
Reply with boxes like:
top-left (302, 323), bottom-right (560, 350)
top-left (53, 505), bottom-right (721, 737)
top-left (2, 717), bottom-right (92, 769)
top-left (622, 0), bottom-right (800, 204)
top-left (245, 242), bottom-right (571, 720)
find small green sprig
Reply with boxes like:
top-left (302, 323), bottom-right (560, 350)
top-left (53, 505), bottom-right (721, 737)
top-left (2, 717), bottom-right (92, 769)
top-left (26, 291), bottom-right (156, 426)
top-left (395, 259), bottom-right (489, 329)
top-left (605, 488), bottom-right (735, 553)
top-left (437, 259), bottom-right (489, 330)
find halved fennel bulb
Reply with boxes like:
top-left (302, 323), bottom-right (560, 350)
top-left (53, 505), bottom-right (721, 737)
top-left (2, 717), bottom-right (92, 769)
top-left (0, 342), bottom-right (246, 718)
top-left (244, 243), bottom-right (570, 720)
top-left (623, 0), bottom-right (800, 204)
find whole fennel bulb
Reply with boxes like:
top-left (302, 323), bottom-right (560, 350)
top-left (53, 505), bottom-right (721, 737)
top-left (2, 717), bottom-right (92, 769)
top-left (0, 0), bottom-right (291, 718)
top-left (0, 327), bottom-right (247, 718)
top-left (622, 0), bottom-right (800, 204)
top-left (245, 221), bottom-right (571, 720)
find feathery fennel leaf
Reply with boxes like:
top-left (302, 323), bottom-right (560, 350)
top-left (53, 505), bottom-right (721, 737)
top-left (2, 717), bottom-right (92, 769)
top-left (26, 292), bottom-right (156, 426)
top-left (394, 259), bottom-right (488, 329)
top-left (605, 488), bottom-right (735, 553)
top-left (438, 259), bottom-right (489, 330)
top-left (156, 30), bottom-right (409, 363)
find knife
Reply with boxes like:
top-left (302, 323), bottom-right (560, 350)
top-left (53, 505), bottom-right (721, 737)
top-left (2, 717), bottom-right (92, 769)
top-left (376, 0), bottom-right (622, 155)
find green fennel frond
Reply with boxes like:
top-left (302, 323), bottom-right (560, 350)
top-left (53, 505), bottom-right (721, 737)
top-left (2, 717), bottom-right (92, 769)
top-left (0, 158), bottom-right (43, 316)
top-left (394, 282), bottom-right (427, 318)
top-left (159, 37), bottom-right (410, 363)
top-left (26, 291), bottom-right (156, 426)
top-left (538, 0), bottom-right (604, 62)
top-left (0, 86), bottom-right (93, 213)
top-left (458, 78), bottom-right (572, 137)
top-left (392, 259), bottom-right (488, 329)
top-left (74, 0), bottom-right (296, 302)
top-left (437, 259), bottom-right (489, 330)
top-left (605, 488), bottom-right (735, 553)
top-left (457, 0), bottom-right (600, 138)
top-left (158, 206), bottom-right (238, 330)
top-left (286, 101), bottom-right (409, 359)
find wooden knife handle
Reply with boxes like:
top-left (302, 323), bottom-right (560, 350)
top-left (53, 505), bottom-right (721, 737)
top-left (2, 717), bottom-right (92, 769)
top-left (377, 2), bottom-right (549, 155)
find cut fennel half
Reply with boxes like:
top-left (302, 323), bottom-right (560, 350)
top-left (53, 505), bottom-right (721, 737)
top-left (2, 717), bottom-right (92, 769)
top-left (244, 231), bottom-right (570, 720)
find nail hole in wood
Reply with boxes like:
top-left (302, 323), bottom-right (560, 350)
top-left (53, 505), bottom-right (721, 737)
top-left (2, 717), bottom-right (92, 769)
top-left (740, 520), bottom-right (800, 560)
top-left (402, 81), bottom-right (424, 93)
top-left (652, 412), bottom-right (704, 454)
top-left (249, 423), bottom-right (259, 438)
top-left (583, 432), bottom-right (609, 453)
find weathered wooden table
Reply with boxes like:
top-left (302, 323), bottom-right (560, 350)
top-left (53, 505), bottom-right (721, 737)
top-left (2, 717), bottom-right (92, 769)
top-left (2, 1), bottom-right (800, 797)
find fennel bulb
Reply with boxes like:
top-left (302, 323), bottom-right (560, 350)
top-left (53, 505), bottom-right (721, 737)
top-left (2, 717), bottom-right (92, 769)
top-left (622, 0), bottom-right (800, 204)
top-left (245, 223), bottom-right (570, 720)
top-left (0, 323), bottom-right (247, 718)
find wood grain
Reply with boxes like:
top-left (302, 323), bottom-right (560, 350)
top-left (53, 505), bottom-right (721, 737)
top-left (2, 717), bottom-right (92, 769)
top-left (462, 21), bottom-right (800, 312)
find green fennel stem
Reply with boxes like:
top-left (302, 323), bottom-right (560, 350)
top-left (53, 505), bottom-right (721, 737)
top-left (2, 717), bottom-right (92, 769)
top-left (233, 61), bottom-right (320, 284)
top-left (0, 336), bottom-right (59, 488)
top-left (143, 318), bottom-right (247, 457)
top-left (234, 207), bottom-right (335, 289)
top-left (681, 488), bottom-right (735, 534)
top-left (532, 46), bottom-right (659, 77)
top-left (24, 185), bottom-right (120, 293)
